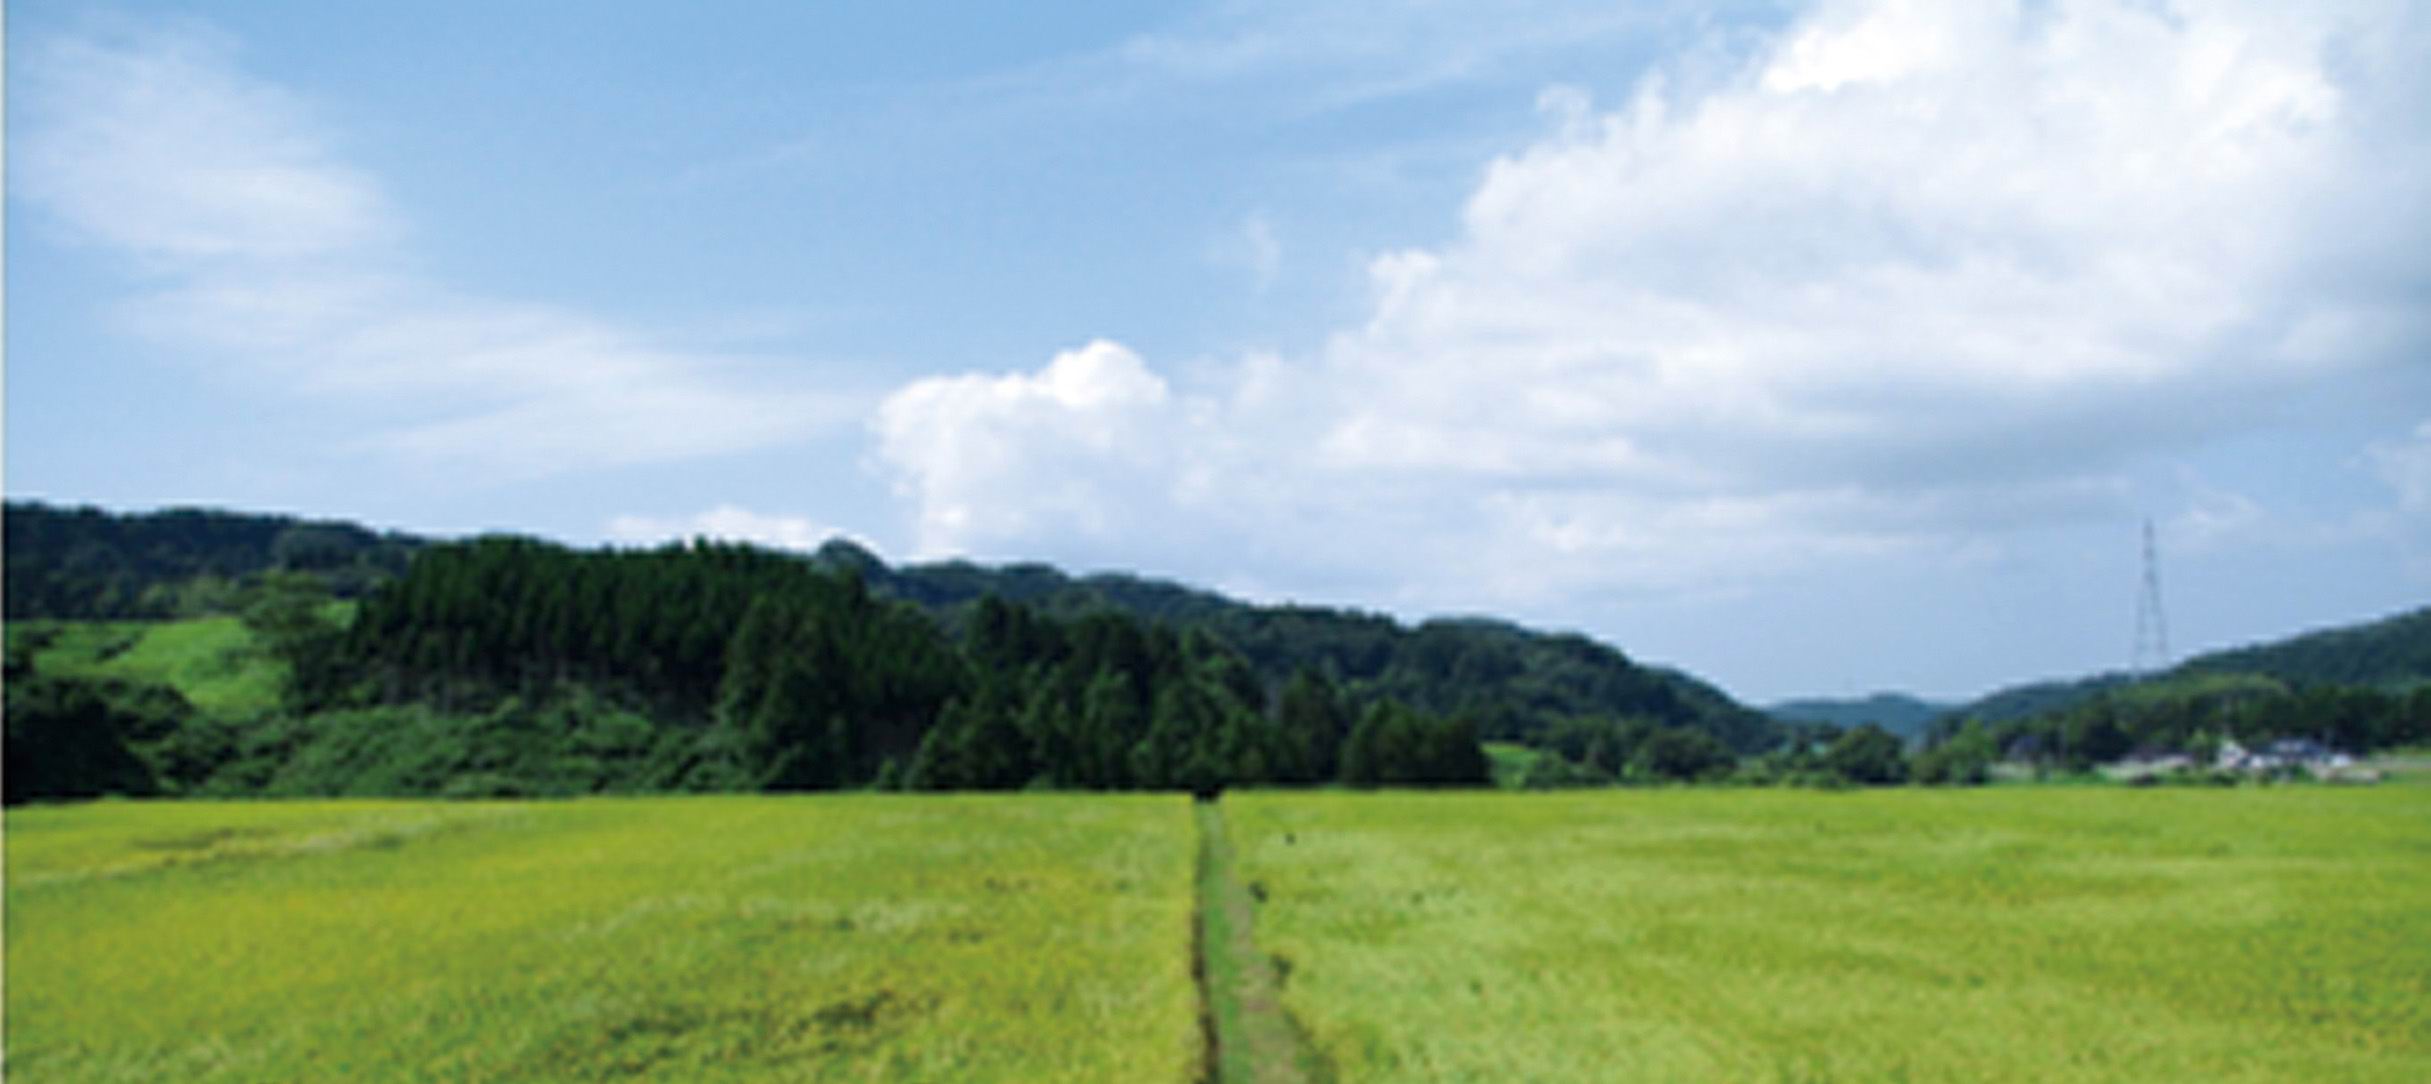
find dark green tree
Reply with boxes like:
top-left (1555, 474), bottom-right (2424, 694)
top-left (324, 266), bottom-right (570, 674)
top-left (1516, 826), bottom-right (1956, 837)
top-left (4, 676), bottom-right (172, 803)
top-left (1823, 724), bottom-right (1909, 785)
top-left (1912, 720), bottom-right (1996, 785)
top-left (1076, 668), bottom-right (1143, 788)
top-left (1276, 668), bottom-right (1351, 783)
top-left (1631, 726), bottom-right (1735, 782)
top-left (242, 570), bottom-right (344, 708)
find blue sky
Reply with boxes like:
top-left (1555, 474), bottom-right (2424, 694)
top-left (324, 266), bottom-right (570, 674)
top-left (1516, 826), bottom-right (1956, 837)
top-left (9, 0), bottom-right (2429, 703)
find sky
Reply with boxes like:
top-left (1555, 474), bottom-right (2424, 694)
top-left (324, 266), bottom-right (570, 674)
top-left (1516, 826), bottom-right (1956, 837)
top-left (8, 0), bottom-right (2428, 704)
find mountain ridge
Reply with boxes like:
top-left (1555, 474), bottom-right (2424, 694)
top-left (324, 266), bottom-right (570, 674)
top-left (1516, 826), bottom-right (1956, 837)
top-left (1773, 604), bottom-right (2431, 731)
top-left (3, 500), bottom-right (1777, 753)
top-left (1765, 692), bottom-right (1951, 740)
top-left (13, 499), bottom-right (2421, 752)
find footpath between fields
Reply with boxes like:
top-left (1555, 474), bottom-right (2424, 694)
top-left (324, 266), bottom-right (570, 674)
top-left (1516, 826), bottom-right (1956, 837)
top-left (1194, 798), bottom-right (1328, 1084)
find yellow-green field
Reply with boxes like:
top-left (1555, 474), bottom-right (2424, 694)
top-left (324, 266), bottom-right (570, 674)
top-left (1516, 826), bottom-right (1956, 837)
top-left (11, 789), bottom-right (2427, 1083)
top-left (1226, 788), bottom-right (2431, 1083)
top-left (4, 795), bottom-right (1201, 1083)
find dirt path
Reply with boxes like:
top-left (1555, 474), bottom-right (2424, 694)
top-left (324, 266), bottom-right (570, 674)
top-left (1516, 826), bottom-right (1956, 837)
top-left (1194, 799), bottom-right (1326, 1084)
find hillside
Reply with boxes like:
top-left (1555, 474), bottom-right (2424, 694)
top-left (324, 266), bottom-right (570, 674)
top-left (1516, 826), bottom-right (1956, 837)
top-left (7, 617), bottom-right (291, 721)
top-left (4, 501), bottom-right (423, 619)
top-left (1947, 672), bottom-right (2135, 724)
top-left (18, 502), bottom-right (2420, 768)
top-left (2178, 605), bottom-right (2431, 690)
top-left (1766, 693), bottom-right (1952, 740)
top-left (5, 505), bottom-right (1775, 754)
top-left (5, 505), bottom-right (1782, 801)
top-left (1945, 604), bottom-right (2431, 724)
top-left (782, 538), bottom-right (1773, 751)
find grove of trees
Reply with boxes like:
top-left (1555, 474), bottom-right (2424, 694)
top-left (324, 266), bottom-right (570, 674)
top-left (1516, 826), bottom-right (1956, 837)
top-left (9, 503), bottom-right (2426, 803)
top-left (8, 537), bottom-right (1493, 801)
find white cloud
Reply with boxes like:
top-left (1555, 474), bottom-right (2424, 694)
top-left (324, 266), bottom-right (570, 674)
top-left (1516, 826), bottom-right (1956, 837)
top-left (605, 505), bottom-right (852, 553)
top-left (875, 340), bottom-right (1181, 557)
top-left (15, 21), bottom-right (848, 479)
top-left (16, 23), bottom-right (392, 267)
top-left (872, 0), bottom-right (2431, 614)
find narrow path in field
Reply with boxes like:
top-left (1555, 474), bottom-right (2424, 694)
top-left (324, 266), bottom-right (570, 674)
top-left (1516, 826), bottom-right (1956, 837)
top-left (1194, 798), bottom-right (1324, 1084)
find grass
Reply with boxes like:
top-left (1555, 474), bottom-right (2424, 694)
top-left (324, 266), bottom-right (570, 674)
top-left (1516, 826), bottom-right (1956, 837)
top-left (2365, 746), bottom-right (2431, 785)
top-left (4, 794), bottom-right (1202, 1083)
top-left (1196, 801), bottom-right (1320, 1083)
top-left (1225, 788), bottom-right (2431, 1083)
top-left (1482, 742), bottom-right (1543, 789)
top-left (13, 617), bottom-right (290, 719)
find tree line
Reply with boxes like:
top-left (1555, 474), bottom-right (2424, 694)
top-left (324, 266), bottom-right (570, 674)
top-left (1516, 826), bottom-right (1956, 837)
top-left (6, 501), bottom-right (1779, 757)
top-left (8, 537), bottom-right (1490, 802)
top-left (819, 537), bottom-right (1779, 754)
top-left (15, 505), bottom-right (2421, 803)
top-left (1917, 673), bottom-right (2430, 778)
top-left (1512, 716), bottom-right (1914, 788)
top-left (4, 501), bottom-right (419, 620)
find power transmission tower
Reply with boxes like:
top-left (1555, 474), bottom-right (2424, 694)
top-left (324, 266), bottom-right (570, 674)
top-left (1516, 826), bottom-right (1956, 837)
top-left (2131, 519), bottom-right (2170, 677)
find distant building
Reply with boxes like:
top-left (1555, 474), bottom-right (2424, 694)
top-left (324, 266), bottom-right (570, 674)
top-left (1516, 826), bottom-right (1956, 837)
top-left (2120, 751), bottom-right (2191, 773)
top-left (2214, 737), bottom-right (2355, 776)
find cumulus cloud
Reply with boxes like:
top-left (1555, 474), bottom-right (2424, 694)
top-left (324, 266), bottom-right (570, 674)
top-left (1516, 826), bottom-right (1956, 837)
top-left (873, 0), bottom-right (2431, 611)
top-left (875, 340), bottom-right (1182, 556)
top-left (604, 505), bottom-right (853, 552)
top-left (15, 21), bottom-right (849, 479)
top-left (1335, 0), bottom-right (2419, 472)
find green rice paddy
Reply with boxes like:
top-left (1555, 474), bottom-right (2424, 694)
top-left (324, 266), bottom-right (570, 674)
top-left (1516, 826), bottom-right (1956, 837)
top-left (7, 788), bottom-right (2425, 1082)
top-left (4, 795), bottom-right (1200, 1082)
top-left (1225, 788), bottom-right (2431, 1082)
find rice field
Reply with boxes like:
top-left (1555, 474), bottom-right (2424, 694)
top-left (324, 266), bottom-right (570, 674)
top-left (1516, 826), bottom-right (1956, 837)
top-left (11, 788), bottom-right (2425, 1083)
top-left (1225, 788), bottom-right (2431, 1083)
top-left (3, 795), bottom-right (1201, 1083)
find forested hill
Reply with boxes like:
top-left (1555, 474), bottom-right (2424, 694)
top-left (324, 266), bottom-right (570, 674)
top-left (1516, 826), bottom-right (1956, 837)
top-left (5, 503), bottom-right (1777, 760)
top-left (802, 539), bottom-right (1771, 753)
top-left (2177, 605), bottom-right (2431, 689)
top-left (4, 501), bottom-right (424, 619)
top-left (1945, 603), bottom-right (2431, 724)
top-left (1947, 673), bottom-right (2134, 725)
top-left (1766, 693), bottom-right (1951, 739)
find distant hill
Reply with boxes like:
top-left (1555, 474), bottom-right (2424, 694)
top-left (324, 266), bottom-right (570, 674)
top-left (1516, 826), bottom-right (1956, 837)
top-left (1766, 693), bottom-right (1951, 740)
top-left (1945, 604), bottom-right (2431, 723)
top-left (1946, 672), bottom-right (2135, 724)
top-left (2177, 606), bottom-right (2431, 690)
top-left (4, 501), bottom-right (425, 620)
top-left (4, 504), bottom-right (1779, 755)
top-left (815, 540), bottom-right (1779, 753)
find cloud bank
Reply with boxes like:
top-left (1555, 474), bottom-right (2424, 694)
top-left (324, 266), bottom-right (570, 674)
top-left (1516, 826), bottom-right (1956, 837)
top-left (876, 0), bottom-right (2431, 611)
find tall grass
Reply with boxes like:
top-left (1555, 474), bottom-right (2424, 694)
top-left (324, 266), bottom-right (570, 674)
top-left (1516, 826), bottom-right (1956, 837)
top-left (1227, 788), bottom-right (2431, 1082)
top-left (5, 795), bottom-right (1201, 1082)
top-left (17, 617), bottom-right (287, 718)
